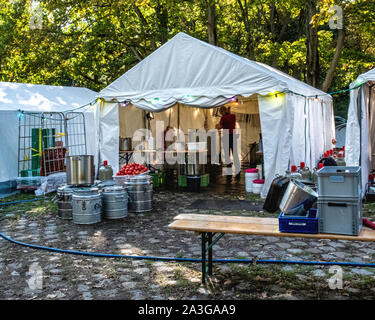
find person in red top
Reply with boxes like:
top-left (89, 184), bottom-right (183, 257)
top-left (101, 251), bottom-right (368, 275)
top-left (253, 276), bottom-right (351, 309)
top-left (216, 106), bottom-right (237, 169)
top-left (219, 107), bottom-right (236, 134)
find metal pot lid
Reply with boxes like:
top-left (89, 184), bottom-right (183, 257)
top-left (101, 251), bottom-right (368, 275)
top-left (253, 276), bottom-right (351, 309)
top-left (73, 187), bottom-right (99, 194)
top-left (103, 185), bottom-right (125, 192)
top-left (124, 175), bottom-right (152, 183)
top-left (57, 184), bottom-right (75, 192)
top-left (96, 179), bottom-right (116, 188)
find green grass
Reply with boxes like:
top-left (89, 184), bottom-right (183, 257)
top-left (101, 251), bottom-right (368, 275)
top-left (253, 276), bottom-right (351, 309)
top-left (0, 191), bottom-right (57, 220)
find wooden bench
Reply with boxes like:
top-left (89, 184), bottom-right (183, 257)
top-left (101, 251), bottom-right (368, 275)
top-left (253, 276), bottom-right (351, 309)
top-left (168, 214), bottom-right (375, 284)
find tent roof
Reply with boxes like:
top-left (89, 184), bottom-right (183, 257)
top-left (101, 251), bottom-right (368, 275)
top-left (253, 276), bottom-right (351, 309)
top-left (350, 68), bottom-right (375, 88)
top-left (0, 82), bottom-right (97, 112)
top-left (98, 32), bottom-right (332, 111)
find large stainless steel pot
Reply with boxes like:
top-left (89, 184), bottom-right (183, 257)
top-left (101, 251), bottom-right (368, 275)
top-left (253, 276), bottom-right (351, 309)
top-left (66, 155), bottom-right (95, 186)
top-left (119, 137), bottom-right (132, 151)
top-left (279, 179), bottom-right (318, 213)
top-left (186, 152), bottom-right (206, 176)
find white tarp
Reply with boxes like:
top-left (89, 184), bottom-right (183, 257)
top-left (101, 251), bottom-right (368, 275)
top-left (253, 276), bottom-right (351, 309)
top-left (99, 32), bottom-right (332, 110)
top-left (97, 32), bottom-right (334, 197)
top-left (345, 68), bottom-right (375, 196)
top-left (0, 82), bottom-right (98, 184)
top-left (257, 93), bottom-right (292, 198)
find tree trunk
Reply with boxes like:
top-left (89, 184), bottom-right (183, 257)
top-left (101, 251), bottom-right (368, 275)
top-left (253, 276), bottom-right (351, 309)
top-left (132, 2), bottom-right (157, 50)
top-left (155, 1), bottom-right (169, 45)
top-left (321, 29), bottom-right (345, 92)
top-left (237, 0), bottom-right (255, 59)
top-left (207, 0), bottom-right (217, 45)
top-left (306, 0), bottom-right (319, 87)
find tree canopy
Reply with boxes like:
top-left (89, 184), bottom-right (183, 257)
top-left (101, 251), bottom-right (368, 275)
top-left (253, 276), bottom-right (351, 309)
top-left (0, 0), bottom-right (374, 118)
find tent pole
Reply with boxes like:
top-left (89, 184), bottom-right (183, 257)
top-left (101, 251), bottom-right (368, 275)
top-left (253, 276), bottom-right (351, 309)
top-left (369, 84), bottom-right (374, 170)
top-left (177, 103), bottom-right (180, 131)
top-left (304, 97), bottom-right (307, 165)
top-left (358, 86), bottom-right (363, 189)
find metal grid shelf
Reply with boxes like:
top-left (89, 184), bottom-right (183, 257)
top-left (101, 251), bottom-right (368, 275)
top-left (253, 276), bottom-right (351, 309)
top-left (17, 111), bottom-right (87, 185)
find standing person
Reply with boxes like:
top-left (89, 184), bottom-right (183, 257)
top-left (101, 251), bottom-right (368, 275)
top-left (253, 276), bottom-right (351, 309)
top-left (216, 106), bottom-right (238, 171)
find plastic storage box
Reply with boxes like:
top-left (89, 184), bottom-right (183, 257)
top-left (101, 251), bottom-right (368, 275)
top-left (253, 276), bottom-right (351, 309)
top-left (279, 208), bottom-right (319, 234)
top-left (200, 173), bottom-right (210, 187)
top-left (317, 166), bottom-right (361, 198)
top-left (149, 173), bottom-right (160, 188)
top-left (149, 172), bottom-right (166, 188)
top-left (178, 175), bottom-right (187, 187)
top-left (318, 197), bottom-right (362, 236)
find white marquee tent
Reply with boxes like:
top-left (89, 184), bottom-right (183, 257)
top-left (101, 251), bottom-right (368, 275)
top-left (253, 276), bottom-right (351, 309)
top-left (0, 82), bottom-right (98, 193)
top-left (345, 68), bottom-right (375, 195)
top-left (97, 32), bottom-right (335, 198)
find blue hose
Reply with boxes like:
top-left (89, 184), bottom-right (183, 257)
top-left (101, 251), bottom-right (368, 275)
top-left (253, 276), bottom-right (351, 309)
top-left (1, 196), bottom-right (375, 268)
top-left (0, 197), bottom-right (49, 206)
top-left (1, 231), bottom-right (375, 268)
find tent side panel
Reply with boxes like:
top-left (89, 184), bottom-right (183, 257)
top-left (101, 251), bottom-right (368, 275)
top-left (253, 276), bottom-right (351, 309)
top-left (345, 88), bottom-right (361, 166)
top-left (100, 102), bottom-right (119, 174)
top-left (323, 99), bottom-right (335, 153)
top-left (369, 86), bottom-right (375, 169)
top-left (305, 99), bottom-right (329, 170)
top-left (83, 105), bottom-right (100, 177)
top-left (360, 85), bottom-right (371, 196)
top-left (119, 104), bottom-right (146, 138)
top-left (289, 94), bottom-right (306, 168)
top-left (258, 93), bottom-right (293, 198)
top-left (0, 111), bottom-right (19, 184)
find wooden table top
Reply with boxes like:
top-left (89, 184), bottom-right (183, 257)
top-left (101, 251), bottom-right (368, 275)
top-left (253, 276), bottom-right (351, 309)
top-left (168, 214), bottom-right (375, 243)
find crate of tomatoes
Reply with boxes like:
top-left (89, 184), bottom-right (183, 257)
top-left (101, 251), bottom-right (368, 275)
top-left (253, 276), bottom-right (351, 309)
top-left (114, 163), bottom-right (149, 186)
top-left (116, 163), bottom-right (149, 176)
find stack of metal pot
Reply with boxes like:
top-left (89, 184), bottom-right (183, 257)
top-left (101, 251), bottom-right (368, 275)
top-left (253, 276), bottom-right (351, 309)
top-left (59, 155), bottom-right (103, 224)
top-left (122, 175), bottom-right (153, 213)
top-left (102, 185), bottom-right (128, 219)
top-left (58, 156), bottom-right (129, 224)
top-left (71, 187), bottom-right (102, 224)
top-left (56, 184), bottom-right (75, 220)
top-left (58, 155), bottom-right (153, 223)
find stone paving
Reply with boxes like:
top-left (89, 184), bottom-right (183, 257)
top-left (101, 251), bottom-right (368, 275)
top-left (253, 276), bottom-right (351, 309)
top-left (1, 176), bottom-right (375, 300)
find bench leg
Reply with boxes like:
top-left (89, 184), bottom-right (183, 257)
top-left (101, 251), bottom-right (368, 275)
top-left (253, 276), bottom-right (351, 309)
top-left (201, 232), bottom-right (207, 284)
top-left (208, 232), bottom-right (213, 277)
top-left (201, 232), bottom-right (224, 284)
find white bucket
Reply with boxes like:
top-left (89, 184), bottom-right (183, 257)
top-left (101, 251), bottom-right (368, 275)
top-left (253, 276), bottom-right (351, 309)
top-left (252, 179), bottom-right (264, 194)
top-left (256, 165), bottom-right (263, 179)
top-left (245, 169), bottom-right (259, 193)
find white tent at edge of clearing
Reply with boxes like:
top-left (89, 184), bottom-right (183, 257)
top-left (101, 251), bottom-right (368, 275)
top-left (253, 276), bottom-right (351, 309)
top-left (345, 67), bottom-right (375, 196)
top-left (97, 32), bottom-right (335, 198)
top-left (0, 82), bottom-right (98, 193)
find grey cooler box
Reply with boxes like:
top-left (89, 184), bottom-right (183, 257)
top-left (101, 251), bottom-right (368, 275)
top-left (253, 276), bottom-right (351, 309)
top-left (317, 166), bottom-right (361, 198)
top-left (318, 196), bottom-right (362, 236)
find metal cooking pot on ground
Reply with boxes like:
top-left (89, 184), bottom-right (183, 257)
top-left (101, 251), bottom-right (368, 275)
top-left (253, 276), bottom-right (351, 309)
top-left (279, 179), bottom-right (318, 213)
top-left (66, 155), bottom-right (95, 186)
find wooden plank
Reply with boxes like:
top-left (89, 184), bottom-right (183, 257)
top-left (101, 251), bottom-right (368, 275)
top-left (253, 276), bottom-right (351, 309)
top-left (173, 214), bottom-right (278, 225)
top-left (168, 219), bottom-right (375, 242)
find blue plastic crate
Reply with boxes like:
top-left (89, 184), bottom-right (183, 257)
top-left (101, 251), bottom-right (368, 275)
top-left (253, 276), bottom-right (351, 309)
top-left (279, 208), bottom-right (318, 234)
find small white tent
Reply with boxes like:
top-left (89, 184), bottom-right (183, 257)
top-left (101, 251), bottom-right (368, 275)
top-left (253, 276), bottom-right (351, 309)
top-left (345, 68), bottom-right (375, 195)
top-left (97, 32), bottom-right (335, 198)
top-left (0, 82), bottom-right (98, 193)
